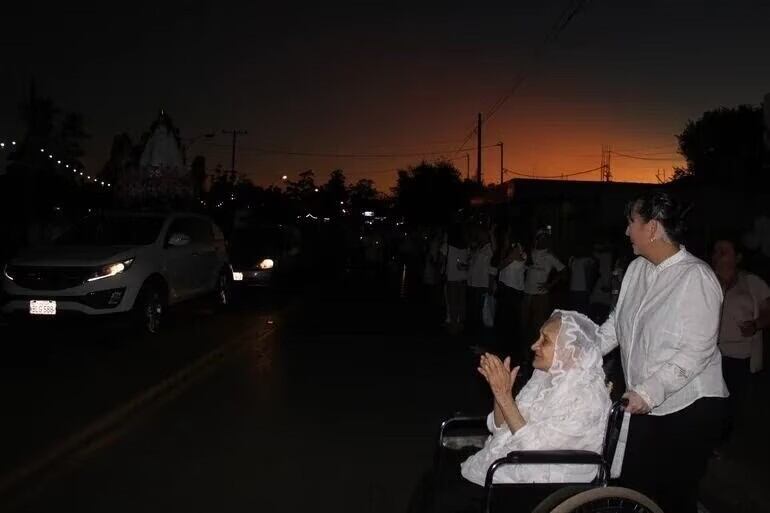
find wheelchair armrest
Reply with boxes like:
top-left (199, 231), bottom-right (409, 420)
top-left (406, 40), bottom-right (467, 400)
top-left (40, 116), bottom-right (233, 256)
top-left (484, 450), bottom-right (609, 489)
top-left (438, 415), bottom-right (487, 448)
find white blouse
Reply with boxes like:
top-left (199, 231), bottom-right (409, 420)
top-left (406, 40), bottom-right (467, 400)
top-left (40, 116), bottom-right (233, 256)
top-left (719, 271), bottom-right (769, 373)
top-left (597, 248), bottom-right (728, 416)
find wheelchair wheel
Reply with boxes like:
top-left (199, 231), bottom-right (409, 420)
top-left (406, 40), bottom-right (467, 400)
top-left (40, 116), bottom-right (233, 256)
top-left (532, 486), bottom-right (663, 513)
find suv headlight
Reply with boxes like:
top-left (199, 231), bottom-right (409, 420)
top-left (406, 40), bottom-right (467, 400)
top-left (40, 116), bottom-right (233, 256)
top-left (88, 258), bottom-right (135, 282)
top-left (3, 264), bottom-right (15, 281)
top-left (258, 258), bottom-right (274, 270)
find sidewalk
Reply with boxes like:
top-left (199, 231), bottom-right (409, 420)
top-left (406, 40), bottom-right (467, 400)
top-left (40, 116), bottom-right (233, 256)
top-left (700, 371), bottom-right (770, 513)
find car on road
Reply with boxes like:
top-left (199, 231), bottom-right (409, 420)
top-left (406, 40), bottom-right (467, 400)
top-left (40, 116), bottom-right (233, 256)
top-left (1, 211), bottom-right (232, 333)
top-left (229, 223), bottom-right (303, 289)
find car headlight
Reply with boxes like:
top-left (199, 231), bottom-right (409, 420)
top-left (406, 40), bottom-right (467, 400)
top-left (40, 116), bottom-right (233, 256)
top-left (88, 258), bottom-right (134, 282)
top-left (3, 264), bottom-right (15, 281)
top-left (258, 258), bottom-right (274, 270)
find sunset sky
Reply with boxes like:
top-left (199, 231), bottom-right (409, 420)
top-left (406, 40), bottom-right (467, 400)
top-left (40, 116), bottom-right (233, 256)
top-left (2, 2), bottom-right (770, 189)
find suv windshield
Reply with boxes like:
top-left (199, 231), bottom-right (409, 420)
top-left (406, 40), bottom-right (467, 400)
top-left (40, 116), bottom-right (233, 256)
top-left (56, 215), bottom-right (165, 246)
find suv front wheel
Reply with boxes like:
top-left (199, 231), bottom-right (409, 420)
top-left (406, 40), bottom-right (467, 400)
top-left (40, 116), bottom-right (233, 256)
top-left (214, 268), bottom-right (233, 309)
top-left (134, 282), bottom-right (166, 334)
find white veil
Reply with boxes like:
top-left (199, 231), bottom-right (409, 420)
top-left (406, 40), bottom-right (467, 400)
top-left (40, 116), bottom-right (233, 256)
top-left (460, 310), bottom-right (611, 485)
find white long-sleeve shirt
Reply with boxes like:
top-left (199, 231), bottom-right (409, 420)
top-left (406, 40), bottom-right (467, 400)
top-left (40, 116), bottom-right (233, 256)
top-left (596, 247), bottom-right (728, 416)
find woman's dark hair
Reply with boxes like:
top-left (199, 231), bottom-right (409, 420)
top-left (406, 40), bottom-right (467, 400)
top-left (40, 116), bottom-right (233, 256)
top-left (711, 233), bottom-right (745, 257)
top-left (625, 191), bottom-right (692, 244)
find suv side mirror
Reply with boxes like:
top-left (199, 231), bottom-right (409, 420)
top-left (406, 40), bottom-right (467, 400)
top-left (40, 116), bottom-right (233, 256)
top-left (168, 233), bottom-right (192, 247)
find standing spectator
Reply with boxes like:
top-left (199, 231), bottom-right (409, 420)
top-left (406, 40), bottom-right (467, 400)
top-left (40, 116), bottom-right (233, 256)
top-left (466, 226), bottom-right (495, 334)
top-left (711, 236), bottom-right (770, 444)
top-left (441, 223), bottom-right (469, 334)
top-left (423, 226), bottom-right (446, 319)
top-left (521, 229), bottom-right (566, 346)
top-left (494, 226), bottom-right (527, 358)
top-left (568, 243), bottom-right (597, 314)
top-left (610, 252), bottom-right (629, 309)
top-left (595, 191), bottom-right (727, 513)
top-left (589, 240), bottom-right (614, 322)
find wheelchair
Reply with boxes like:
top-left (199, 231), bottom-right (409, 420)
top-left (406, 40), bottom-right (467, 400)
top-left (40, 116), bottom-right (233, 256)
top-left (435, 400), bottom-right (663, 513)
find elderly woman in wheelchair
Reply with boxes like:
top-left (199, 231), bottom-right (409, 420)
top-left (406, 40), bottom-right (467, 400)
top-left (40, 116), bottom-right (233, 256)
top-left (418, 310), bottom-right (662, 513)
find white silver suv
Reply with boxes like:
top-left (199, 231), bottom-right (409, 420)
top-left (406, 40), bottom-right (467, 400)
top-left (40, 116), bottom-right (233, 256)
top-left (1, 211), bottom-right (232, 333)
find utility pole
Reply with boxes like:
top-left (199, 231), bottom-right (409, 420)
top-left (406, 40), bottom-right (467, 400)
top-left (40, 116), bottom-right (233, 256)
top-left (600, 145), bottom-right (612, 182)
top-left (498, 141), bottom-right (504, 185)
top-left (476, 113), bottom-right (482, 184)
top-left (465, 153), bottom-right (470, 181)
top-left (222, 129), bottom-right (248, 173)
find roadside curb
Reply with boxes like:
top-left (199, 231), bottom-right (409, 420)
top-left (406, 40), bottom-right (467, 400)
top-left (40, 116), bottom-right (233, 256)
top-left (0, 315), bottom-right (278, 502)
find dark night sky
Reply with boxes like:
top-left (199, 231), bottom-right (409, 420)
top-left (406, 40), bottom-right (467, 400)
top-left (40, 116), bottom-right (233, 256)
top-left (2, 1), bottom-right (770, 187)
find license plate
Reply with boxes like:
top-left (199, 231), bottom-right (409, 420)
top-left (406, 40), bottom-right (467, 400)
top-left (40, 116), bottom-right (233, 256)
top-left (30, 300), bottom-right (57, 316)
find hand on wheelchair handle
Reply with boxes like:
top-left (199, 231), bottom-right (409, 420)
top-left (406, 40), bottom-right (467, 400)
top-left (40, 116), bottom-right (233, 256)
top-left (622, 391), bottom-right (651, 414)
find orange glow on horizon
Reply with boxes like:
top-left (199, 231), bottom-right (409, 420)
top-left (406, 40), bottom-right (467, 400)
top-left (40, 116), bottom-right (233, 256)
top-left (234, 92), bottom-right (688, 190)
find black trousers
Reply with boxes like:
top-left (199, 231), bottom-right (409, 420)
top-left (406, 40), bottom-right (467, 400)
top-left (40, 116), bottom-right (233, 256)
top-left (721, 356), bottom-right (750, 443)
top-left (619, 397), bottom-right (726, 513)
top-left (466, 286), bottom-right (487, 334)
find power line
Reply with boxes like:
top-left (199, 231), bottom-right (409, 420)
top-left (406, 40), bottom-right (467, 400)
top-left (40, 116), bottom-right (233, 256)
top-left (610, 150), bottom-right (683, 161)
top-left (202, 142), bottom-right (500, 159)
top-left (340, 153), bottom-right (474, 178)
top-left (484, 0), bottom-right (590, 123)
top-left (503, 165), bottom-right (602, 180)
top-left (452, 120), bottom-right (481, 158)
top-left (451, 0), bottom-right (589, 163)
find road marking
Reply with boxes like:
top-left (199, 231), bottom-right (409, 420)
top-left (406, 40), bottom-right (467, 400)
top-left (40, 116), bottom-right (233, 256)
top-left (0, 315), bottom-right (279, 503)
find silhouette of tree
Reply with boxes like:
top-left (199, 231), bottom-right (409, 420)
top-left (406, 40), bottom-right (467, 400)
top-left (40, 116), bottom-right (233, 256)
top-left (675, 105), bottom-right (766, 185)
top-left (349, 178), bottom-right (379, 213)
top-left (286, 170), bottom-right (317, 202)
top-left (100, 133), bottom-right (134, 185)
top-left (324, 169), bottom-right (348, 202)
top-left (4, 84), bottom-right (91, 246)
top-left (393, 160), bottom-right (466, 225)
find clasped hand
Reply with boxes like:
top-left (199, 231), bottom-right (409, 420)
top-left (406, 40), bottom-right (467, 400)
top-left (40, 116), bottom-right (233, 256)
top-left (477, 353), bottom-right (519, 404)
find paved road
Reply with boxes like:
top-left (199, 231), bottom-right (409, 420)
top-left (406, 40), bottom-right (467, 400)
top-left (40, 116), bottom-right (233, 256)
top-left (0, 289), bottom-right (289, 486)
top-left (3, 267), bottom-right (768, 512)
top-left (5, 269), bottom-right (486, 512)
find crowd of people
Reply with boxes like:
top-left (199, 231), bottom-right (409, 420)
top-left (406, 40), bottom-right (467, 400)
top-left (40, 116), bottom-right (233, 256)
top-left (412, 191), bottom-right (768, 513)
top-left (420, 217), bottom-right (627, 359)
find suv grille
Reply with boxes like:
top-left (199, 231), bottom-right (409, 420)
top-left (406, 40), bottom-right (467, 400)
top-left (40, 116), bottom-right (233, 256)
top-left (8, 266), bottom-right (93, 291)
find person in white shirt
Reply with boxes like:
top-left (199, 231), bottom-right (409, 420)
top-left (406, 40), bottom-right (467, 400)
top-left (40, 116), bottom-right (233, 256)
top-left (589, 241), bottom-right (615, 320)
top-left (494, 226), bottom-right (527, 358)
top-left (466, 227), bottom-right (495, 333)
top-left (595, 191), bottom-right (727, 513)
top-left (521, 230), bottom-right (566, 346)
top-left (711, 236), bottom-right (770, 443)
top-left (441, 223), bottom-right (469, 334)
top-left (568, 244), bottom-right (597, 314)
